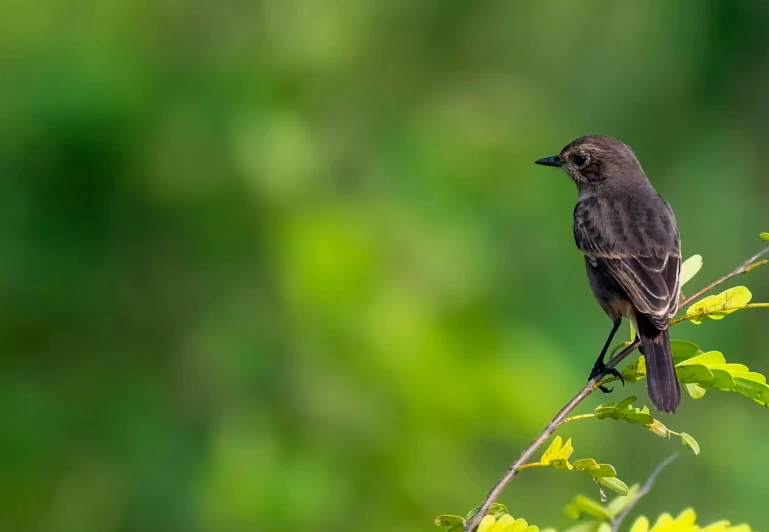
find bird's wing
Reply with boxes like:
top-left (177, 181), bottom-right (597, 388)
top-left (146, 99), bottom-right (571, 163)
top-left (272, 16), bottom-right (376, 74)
top-left (574, 197), bottom-right (681, 329)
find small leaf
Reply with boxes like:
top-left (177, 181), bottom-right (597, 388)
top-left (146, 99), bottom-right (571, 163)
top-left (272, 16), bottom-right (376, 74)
top-left (671, 341), bottom-right (701, 364)
top-left (556, 438), bottom-right (574, 460)
top-left (680, 254), bottom-right (703, 286)
top-left (489, 504), bottom-right (508, 519)
top-left (677, 351), bottom-right (726, 367)
top-left (680, 433), bottom-right (700, 455)
top-left (551, 458), bottom-right (574, 470)
top-left (436, 515), bottom-right (465, 527)
top-left (590, 464), bottom-right (618, 478)
top-left (734, 377), bottom-right (769, 403)
top-left (685, 383), bottom-right (707, 399)
top-left (705, 368), bottom-right (736, 389)
top-left (596, 476), bottom-right (629, 496)
top-left (761, 232), bottom-right (769, 241)
top-left (565, 495), bottom-right (611, 521)
top-left (622, 357), bottom-right (646, 383)
top-left (675, 364), bottom-right (714, 384)
top-left (541, 436), bottom-right (563, 464)
top-left (686, 286), bottom-right (753, 324)
top-left (573, 458), bottom-right (599, 471)
top-left (629, 321), bottom-right (636, 343)
top-left (629, 516), bottom-right (650, 532)
top-left (477, 515), bottom-right (496, 532)
top-left (615, 396), bottom-right (637, 410)
top-left (647, 419), bottom-right (669, 438)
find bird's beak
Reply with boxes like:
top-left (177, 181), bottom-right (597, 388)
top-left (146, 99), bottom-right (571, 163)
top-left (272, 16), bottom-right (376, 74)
top-left (534, 155), bottom-right (561, 167)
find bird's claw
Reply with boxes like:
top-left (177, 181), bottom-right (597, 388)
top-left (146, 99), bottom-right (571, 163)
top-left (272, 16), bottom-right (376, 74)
top-left (588, 360), bottom-right (625, 393)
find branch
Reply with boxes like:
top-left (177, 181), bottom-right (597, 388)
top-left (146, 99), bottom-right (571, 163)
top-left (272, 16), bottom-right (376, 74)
top-left (611, 453), bottom-right (679, 532)
top-left (464, 340), bottom-right (640, 532)
top-left (679, 245), bottom-right (769, 308)
top-left (464, 243), bottom-right (769, 532)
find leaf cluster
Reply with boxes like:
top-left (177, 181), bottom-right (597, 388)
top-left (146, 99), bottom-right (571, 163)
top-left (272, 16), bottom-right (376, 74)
top-left (621, 341), bottom-right (769, 407)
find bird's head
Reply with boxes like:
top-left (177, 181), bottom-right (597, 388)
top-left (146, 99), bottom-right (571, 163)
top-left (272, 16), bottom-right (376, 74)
top-left (535, 135), bottom-right (645, 185)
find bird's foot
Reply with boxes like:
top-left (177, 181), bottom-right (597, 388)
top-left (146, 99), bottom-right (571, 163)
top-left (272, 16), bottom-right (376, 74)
top-left (588, 359), bottom-right (625, 393)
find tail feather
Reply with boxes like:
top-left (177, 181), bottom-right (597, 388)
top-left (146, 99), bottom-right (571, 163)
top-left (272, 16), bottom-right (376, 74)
top-left (637, 316), bottom-right (680, 413)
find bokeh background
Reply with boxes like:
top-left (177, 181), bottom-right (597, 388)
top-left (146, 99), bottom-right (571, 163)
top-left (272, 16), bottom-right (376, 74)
top-left (2, 1), bottom-right (768, 530)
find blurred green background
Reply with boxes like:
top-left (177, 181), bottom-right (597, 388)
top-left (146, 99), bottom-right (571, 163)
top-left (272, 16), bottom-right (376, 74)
top-left (2, 1), bottom-right (768, 530)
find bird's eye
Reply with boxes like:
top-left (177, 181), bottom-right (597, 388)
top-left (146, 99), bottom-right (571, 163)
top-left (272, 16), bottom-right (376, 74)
top-left (573, 154), bottom-right (587, 167)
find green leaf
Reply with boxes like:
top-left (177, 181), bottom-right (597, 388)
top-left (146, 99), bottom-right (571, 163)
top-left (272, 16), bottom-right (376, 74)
top-left (436, 515), bottom-right (465, 527)
top-left (685, 383), bottom-right (707, 399)
top-left (675, 364), bottom-right (714, 384)
top-left (680, 254), bottom-right (703, 287)
top-left (629, 321), bottom-right (636, 343)
top-left (465, 503), bottom-right (508, 522)
top-left (614, 396), bottom-right (637, 410)
top-left (734, 377), bottom-right (769, 403)
top-left (573, 458), bottom-right (599, 471)
top-left (590, 464), bottom-right (618, 478)
top-left (596, 476), bottom-right (629, 496)
top-left (685, 286), bottom-right (753, 324)
top-left (671, 341), bottom-right (701, 364)
top-left (704, 368), bottom-right (736, 389)
top-left (761, 232), bottom-right (769, 241)
top-left (680, 433), bottom-right (700, 455)
top-left (565, 495), bottom-right (611, 521)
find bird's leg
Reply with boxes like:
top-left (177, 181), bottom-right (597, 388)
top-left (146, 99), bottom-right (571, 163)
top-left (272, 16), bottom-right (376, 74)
top-left (588, 318), bottom-right (625, 392)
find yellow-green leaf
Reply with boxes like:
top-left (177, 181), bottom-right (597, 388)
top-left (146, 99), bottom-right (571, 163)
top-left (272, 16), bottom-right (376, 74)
top-left (541, 436), bottom-right (563, 464)
top-left (551, 458), bottom-right (574, 471)
top-left (436, 515), bottom-right (465, 527)
top-left (675, 364), bottom-right (714, 384)
top-left (681, 433), bottom-right (700, 455)
top-left (686, 286), bottom-right (753, 324)
top-left (556, 438), bottom-right (574, 461)
top-left (680, 254), bottom-right (703, 286)
top-left (677, 351), bottom-right (726, 367)
top-left (596, 476), bottom-right (629, 496)
top-left (685, 383), bottom-right (707, 399)
top-left (573, 458), bottom-right (599, 472)
top-left (761, 232), bottom-right (769, 241)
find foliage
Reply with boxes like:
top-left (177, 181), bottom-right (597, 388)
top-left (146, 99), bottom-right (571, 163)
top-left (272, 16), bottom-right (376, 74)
top-left (583, 397), bottom-right (699, 455)
top-left (435, 502), bottom-right (753, 532)
top-left (442, 240), bottom-right (769, 532)
top-left (536, 436), bottom-right (629, 496)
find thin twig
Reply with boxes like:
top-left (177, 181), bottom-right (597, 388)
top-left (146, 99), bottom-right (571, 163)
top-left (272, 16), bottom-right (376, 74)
top-left (464, 341), bottom-right (640, 532)
top-left (679, 245), bottom-right (769, 308)
top-left (611, 453), bottom-right (679, 532)
top-left (464, 244), bottom-right (769, 532)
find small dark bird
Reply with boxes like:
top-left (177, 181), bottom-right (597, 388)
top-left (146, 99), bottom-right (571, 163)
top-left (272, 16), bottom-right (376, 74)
top-left (535, 135), bottom-right (681, 413)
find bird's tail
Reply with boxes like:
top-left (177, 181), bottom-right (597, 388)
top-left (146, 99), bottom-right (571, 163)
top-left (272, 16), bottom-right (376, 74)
top-left (636, 315), bottom-right (680, 413)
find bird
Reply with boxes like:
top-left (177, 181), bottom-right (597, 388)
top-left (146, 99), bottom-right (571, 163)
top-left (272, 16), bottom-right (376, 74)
top-left (535, 135), bottom-right (682, 413)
